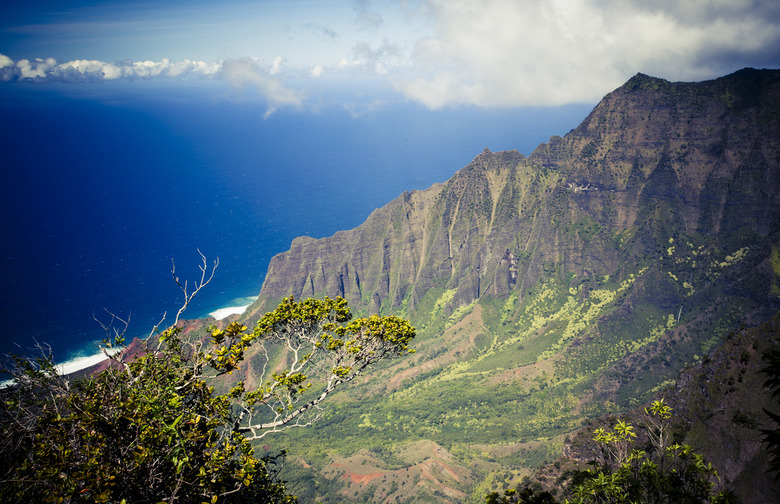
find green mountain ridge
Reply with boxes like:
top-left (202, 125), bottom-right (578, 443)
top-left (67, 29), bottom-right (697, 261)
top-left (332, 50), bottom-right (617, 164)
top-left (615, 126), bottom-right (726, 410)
top-left (236, 68), bottom-right (780, 503)
top-left (524, 314), bottom-right (780, 503)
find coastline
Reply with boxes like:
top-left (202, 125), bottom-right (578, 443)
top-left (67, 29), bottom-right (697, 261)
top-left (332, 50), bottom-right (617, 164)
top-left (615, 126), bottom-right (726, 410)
top-left (57, 347), bottom-right (121, 375)
top-left (10, 299), bottom-right (258, 380)
top-left (208, 304), bottom-right (250, 321)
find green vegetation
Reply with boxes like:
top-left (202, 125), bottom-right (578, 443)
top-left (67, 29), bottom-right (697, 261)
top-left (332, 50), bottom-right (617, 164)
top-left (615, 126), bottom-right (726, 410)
top-left (259, 233), bottom-right (779, 502)
top-left (487, 400), bottom-right (735, 503)
top-left (0, 259), bottom-right (416, 503)
top-left (1, 333), bottom-right (293, 504)
top-left (7, 70), bottom-right (779, 503)
top-left (250, 230), bottom-right (778, 502)
top-left (239, 69), bottom-right (780, 502)
top-left (761, 345), bottom-right (780, 479)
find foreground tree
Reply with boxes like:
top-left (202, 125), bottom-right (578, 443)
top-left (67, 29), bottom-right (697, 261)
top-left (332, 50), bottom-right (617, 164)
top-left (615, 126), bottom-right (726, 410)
top-left (0, 254), bottom-right (415, 503)
top-left (487, 400), bottom-right (735, 504)
top-left (761, 346), bottom-right (780, 479)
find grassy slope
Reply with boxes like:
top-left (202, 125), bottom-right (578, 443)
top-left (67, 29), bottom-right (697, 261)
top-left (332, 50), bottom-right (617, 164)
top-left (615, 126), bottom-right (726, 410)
top-left (240, 70), bottom-right (780, 503)
top-left (260, 237), bottom-right (779, 503)
top-left (512, 314), bottom-right (780, 503)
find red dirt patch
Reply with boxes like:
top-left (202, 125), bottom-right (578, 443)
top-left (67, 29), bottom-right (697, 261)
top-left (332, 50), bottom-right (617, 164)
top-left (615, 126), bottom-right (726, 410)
top-left (341, 472), bottom-right (384, 484)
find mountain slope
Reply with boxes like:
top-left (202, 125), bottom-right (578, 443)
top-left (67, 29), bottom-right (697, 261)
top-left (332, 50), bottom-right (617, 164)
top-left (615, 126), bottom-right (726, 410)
top-left (241, 69), bottom-right (780, 503)
top-left (249, 68), bottom-right (780, 321)
top-left (524, 314), bottom-right (780, 503)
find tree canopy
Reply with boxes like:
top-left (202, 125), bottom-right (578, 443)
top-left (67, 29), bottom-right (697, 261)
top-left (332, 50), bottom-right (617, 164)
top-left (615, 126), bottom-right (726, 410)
top-left (0, 256), bottom-right (416, 503)
top-left (486, 399), bottom-right (735, 504)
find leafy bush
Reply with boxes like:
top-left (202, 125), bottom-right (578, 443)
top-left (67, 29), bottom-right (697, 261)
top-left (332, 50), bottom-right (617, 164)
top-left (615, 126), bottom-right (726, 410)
top-left (487, 399), bottom-right (735, 504)
top-left (0, 256), bottom-right (415, 503)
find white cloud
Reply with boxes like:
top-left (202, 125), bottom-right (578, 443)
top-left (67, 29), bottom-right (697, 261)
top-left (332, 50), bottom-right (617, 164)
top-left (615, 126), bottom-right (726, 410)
top-left (54, 59), bottom-right (124, 80)
top-left (1, 0), bottom-right (777, 110)
top-left (134, 58), bottom-right (216, 78)
top-left (0, 54), bottom-right (14, 82)
top-left (392, 0), bottom-right (780, 108)
top-left (16, 58), bottom-right (57, 79)
top-left (0, 54), bottom-right (220, 82)
top-left (221, 59), bottom-right (304, 118)
top-left (0, 53), bottom-right (302, 116)
top-left (269, 56), bottom-right (286, 75)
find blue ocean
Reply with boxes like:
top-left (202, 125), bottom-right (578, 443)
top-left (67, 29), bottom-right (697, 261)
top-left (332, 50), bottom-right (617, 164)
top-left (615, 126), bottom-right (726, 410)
top-left (0, 81), bottom-right (592, 367)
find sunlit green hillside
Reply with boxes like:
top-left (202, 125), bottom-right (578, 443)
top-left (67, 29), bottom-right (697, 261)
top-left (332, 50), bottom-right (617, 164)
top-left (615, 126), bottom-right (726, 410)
top-left (242, 69), bottom-right (780, 503)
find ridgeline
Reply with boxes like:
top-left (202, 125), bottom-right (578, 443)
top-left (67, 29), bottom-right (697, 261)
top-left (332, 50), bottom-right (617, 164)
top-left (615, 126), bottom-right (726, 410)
top-left (236, 68), bottom-right (780, 503)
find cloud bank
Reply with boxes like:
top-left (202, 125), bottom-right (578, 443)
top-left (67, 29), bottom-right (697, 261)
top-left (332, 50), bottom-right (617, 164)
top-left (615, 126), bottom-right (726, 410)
top-left (392, 0), bottom-right (780, 107)
top-left (2, 0), bottom-right (779, 111)
top-left (0, 54), bottom-right (221, 82)
top-left (0, 54), bottom-right (305, 116)
top-left (220, 59), bottom-right (305, 118)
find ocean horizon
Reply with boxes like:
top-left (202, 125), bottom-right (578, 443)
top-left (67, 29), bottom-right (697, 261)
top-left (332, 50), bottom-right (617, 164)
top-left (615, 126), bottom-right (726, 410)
top-left (0, 81), bottom-right (593, 368)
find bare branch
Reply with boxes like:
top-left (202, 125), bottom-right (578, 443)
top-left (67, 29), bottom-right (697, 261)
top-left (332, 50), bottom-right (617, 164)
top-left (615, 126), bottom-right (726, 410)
top-left (171, 249), bottom-right (219, 328)
top-left (242, 406), bottom-right (324, 441)
top-left (148, 312), bottom-right (168, 342)
top-left (93, 309), bottom-right (132, 369)
top-left (238, 353), bottom-right (377, 437)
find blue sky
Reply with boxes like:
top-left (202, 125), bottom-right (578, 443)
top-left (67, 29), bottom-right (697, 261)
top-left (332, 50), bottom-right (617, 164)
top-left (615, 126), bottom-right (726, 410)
top-left (2, 0), bottom-right (779, 113)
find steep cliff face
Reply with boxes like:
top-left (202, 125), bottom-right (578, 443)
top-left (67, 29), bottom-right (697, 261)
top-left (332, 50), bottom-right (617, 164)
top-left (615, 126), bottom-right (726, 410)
top-left (243, 69), bottom-right (780, 504)
top-left (253, 148), bottom-right (531, 315)
top-left (248, 68), bottom-right (780, 326)
top-left (540, 69), bottom-right (780, 236)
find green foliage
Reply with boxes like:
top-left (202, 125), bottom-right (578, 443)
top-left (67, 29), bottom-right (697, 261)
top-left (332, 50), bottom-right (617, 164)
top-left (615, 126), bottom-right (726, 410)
top-left (0, 289), bottom-right (415, 503)
top-left (0, 338), bottom-right (292, 504)
top-left (238, 296), bottom-right (415, 438)
top-left (574, 400), bottom-right (733, 503)
top-left (487, 399), bottom-right (734, 504)
top-left (486, 479), bottom-right (557, 504)
top-left (760, 347), bottom-right (780, 479)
